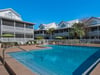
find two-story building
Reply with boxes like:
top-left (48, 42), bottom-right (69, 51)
top-left (34, 22), bottom-right (57, 39)
top-left (34, 19), bottom-right (80, 39)
top-left (0, 8), bottom-right (34, 43)
top-left (34, 17), bottom-right (100, 40)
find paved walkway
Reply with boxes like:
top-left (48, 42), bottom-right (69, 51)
top-left (90, 63), bottom-right (100, 75)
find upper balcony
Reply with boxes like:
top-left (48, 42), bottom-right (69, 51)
top-left (1, 25), bottom-right (34, 34)
top-left (0, 38), bottom-right (33, 42)
top-left (88, 30), bottom-right (100, 36)
top-left (34, 33), bottom-right (49, 37)
top-left (53, 32), bottom-right (69, 37)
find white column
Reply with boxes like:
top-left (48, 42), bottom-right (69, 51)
top-left (24, 23), bottom-right (26, 42)
top-left (0, 19), bottom-right (2, 41)
top-left (33, 25), bottom-right (34, 40)
top-left (68, 28), bottom-right (69, 39)
top-left (89, 28), bottom-right (91, 39)
top-left (14, 21), bottom-right (16, 41)
top-left (43, 30), bottom-right (44, 38)
top-left (97, 26), bottom-right (99, 39)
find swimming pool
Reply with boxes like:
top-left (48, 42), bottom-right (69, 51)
top-left (8, 45), bottom-right (100, 75)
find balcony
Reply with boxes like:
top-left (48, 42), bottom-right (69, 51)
top-left (0, 38), bottom-right (33, 42)
top-left (53, 32), bottom-right (69, 37)
top-left (25, 28), bottom-right (34, 34)
top-left (88, 31), bottom-right (100, 36)
top-left (1, 25), bottom-right (33, 34)
top-left (35, 34), bottom-right (48, 37)
top-left (1, 25), bottom-right (14, 32)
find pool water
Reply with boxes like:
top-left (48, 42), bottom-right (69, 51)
top-left (9, 45), bottom-right (99, 75)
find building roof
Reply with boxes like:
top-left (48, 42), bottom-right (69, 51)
top-left (0, 8), bottom-right (21, 17)
top-left (85, 17), bottom-right (100, 23)
top-left (39, 22), bottom-right (57, 30)
top-left (0, 16), bottom-right (35, 25)
top-left (0, 8), bottom-right (35, 25)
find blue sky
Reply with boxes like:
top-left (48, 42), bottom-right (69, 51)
top-left (0, 0), bottom-right (100, 29)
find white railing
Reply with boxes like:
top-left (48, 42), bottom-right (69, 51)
top-left (54, 32), bottom-right (69, 36)
top-left (0, 38), bottom-right (33, 43)
top-left (88, 31), bottom-right (100, 36)
top-left (35, 34), bottom-right (48, 37)
top-left (1, 25), bottom-right (34, 34)
top-left (1, 25), bottom-right (14, 32)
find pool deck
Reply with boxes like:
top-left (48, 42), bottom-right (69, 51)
top-left (0, 61), bottom-right (9, 75)
top-left (90, 63), bottom-right (100, 75)
top-left (0, 44), bottom-right (100, 75)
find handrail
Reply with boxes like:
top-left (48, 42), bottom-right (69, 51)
top-left (2, 46), bottom-right (27, 65)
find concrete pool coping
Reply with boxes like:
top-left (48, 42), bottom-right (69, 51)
top-left (90, 62), bottom-right (100, 75)
top-left (0, 44), bottom-right (100, 75)
top-left (82, 58), bottom-right (100, 75)
top-left (0, 60), bottom-right (9, 75)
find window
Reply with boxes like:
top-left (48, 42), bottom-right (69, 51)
top-left (26, 34), bottom-right (33, 38)
top-left (15, 34), bottom-right (24, 38)
top-left (61, 24), bottom-right (66, 28)
top-left (2, 19), bottom-right (14, 26)
top-left (16, 22), bottom-right (24, 27)
top-left (40, 26), bottom-right (45, 29)
top-left (26, 24), bottom-right (33, 29)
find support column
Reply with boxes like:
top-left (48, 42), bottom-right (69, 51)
top-left (68, 28), bottom-right (69, 39)
top-left (97, 26), bottom-right (99, 39)
top-left (14, 21), bottom-right (16, 42)
top-left (89, 27), bottom-right (91, 39)
top-left (0, 19), bottom-right (2, 41)
top-left (33, 25), bottom-right (34, 40)
top-left (43, 30), bottom-right (44, 39)
top-left (24, 23), bottom-right (26, 42)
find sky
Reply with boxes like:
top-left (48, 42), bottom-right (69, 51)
top-left (0, 0), bottom-right (100, 29)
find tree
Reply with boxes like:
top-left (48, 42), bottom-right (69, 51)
top-left (69, 22), bottom-right (86, 39)
top-left (46, 28), bottom-right (55, 39)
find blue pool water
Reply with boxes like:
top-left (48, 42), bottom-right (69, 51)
top-left (8, 45), bottom-right (99, 75)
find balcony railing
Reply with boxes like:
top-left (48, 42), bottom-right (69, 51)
top-left (1, 25), bottom-right (14, 32)
top-left (88, 31), bottom-right (100, 36)
top-left (0, 38), bottom-right (33, 42)
top-left (1, 25), bottom-right (34, 34)
top-left (53, 32), bottom-right (69, 36)
top-left (34, 34), bottom-right (48, 37)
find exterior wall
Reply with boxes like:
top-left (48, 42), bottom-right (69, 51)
top-left (0, 18), bottom-right (34, 43)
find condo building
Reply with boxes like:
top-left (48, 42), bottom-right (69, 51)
top-left (0, 8), bottom-right (34, 43)
top-left (34, 17), bottom-right (100, 39)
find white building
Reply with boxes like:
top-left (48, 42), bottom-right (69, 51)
top-left (39, 22), bottom-right (57, 30)
top-left (35, 17), bottom-right (100, 40)
top-left (58, 19), bottom-right (79, 29)
top-left (0, 8), bottom-right (34, 43)
top-left (34, 19), bottom-right (80, 39)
